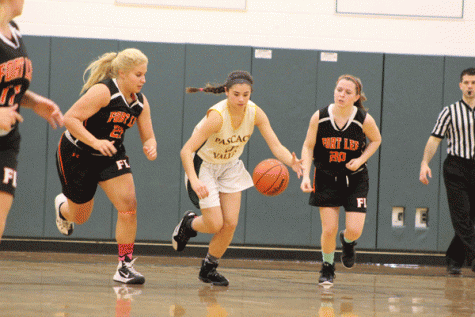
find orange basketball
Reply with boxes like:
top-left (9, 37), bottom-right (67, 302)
top-left (252, 158), bottom-right (289, 196)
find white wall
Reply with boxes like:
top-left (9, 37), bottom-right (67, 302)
top-left (17, 0), bottom-right (475, 57)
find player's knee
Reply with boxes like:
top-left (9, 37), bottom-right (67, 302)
top-left (119, 196), bottom-right (138, 212)
top-left (222, 220), bottom-right (238, 233)
top-left (321, 226), bottom-right (337, 238)
top-left (207, 220), bottom-right (224, 234)
top-left (118, 209), bottom-right (137, 221)
top-left (345, 227), bottom-right (363, 240)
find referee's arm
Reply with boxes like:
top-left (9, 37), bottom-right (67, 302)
top-left (419, 136), bottom-right (443, 185)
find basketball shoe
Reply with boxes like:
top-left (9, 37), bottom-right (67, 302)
top-left (172, 211), bottom-right (197, 251)
top-left (339, 231), bottom-right (357, 268)
top-left (113, 258), bottom-right (145, 284)
top-left (113, 284), bottom-right (143, 300)
top-left (318, 262), bottom-right (335, 286)
top-left (199, 260), bottom-right (229, 286)
top-left (55, 193), bottom-right (74, 236)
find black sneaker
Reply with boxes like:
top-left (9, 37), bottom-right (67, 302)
top-left (172, 211), bottom-right (197, 251)
top-left (199, 260), bottom-right (229, 286)
top-left (318, 262), bottom-right (335, 286)
top-left (447, 257), bottom-right (462, 275)
top-left (113, 258), bottom-right (145, 284)
top-left (339, 231), bottom-right (357, 269)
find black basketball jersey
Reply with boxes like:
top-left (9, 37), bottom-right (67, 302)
top-left (0, 21), bottom-right (32, 150)
top-left (313, 104), bottom-right (367, 175)
top-left (67, 78), bottom-right (144, 155)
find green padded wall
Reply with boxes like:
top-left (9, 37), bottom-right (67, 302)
top-left (44, 38), bottom-right (118, 239)
top-left (313, 51), bottom-right (384, 249)
top-left (246, 48), bottom-right (318, 246)
top-left (377, 54), bottom-right (444, 251)
top-left (4, 36), bottom-right (51, 237)
top-left (120, 41), bottom-right (186, 241)
top-left (437, 57), bottom-right (475, 252)
top-left (178, 44), bottom-right (252, 247)
top-left (5, 34), bottom-right (475, 254)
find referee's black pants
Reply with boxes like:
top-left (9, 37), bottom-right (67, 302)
top-left (444, 155), bottom-right (475, 266)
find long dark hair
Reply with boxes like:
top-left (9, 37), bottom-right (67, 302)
top-left (186, 70), bottom-right (253, 94)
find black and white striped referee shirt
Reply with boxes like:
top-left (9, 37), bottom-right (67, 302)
top-left (431, 100), bottom-right (475, 159)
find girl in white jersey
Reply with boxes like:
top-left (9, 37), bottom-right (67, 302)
top-left (172, 70), bottom-right (302, 286)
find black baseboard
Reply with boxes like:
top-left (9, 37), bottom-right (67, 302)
top-left (0, 238), bottom-right (446, 267)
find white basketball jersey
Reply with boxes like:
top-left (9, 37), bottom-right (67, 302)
top-left (196, 99), bottom-right (257, 164)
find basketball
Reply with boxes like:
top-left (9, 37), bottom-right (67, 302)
top-left (252, 158), bottom-right (289, 196)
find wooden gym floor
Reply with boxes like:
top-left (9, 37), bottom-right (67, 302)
top-left (1, 251), bottom-right (473, 316)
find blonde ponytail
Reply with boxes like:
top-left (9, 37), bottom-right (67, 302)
top-left (80, 52), bottom-right (116, 94)
top-left (80, 48), bottom-right (148, 94)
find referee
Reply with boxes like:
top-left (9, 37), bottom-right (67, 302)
top-left (420, 67), bottom-right (475, 275)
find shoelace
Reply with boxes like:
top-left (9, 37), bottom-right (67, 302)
top-left (123, 258), bottom-right (143, 276)
top-left (176, 228), bottom-right (189, 241)
top-left (322, 271), bottom-right (333, 280)
top-left (208, 268), bottom-right (224, 279)
top-left (320, 264), bottom-right (334, 276)
top-left (58, 219), bottom-right (72, 229)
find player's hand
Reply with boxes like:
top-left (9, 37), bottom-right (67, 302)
top-left (345, 158), bottom-right (363, 171)
top-left (290, 152), bottom-right (303, 178)
top-left (190, 179), bottom-right (209, 200)
top-left (419, 164), bottom-right (431, 185)
top-left (300, 177), bottom-right (313, 193)
top-left (93, 139), bottom-right (117, 157)
top-left (0, 105), bottom-right (23, 131)
top-left (32, 98), bottom-right (64, 129)
top-left (143, 139), bottom-right (157, 161)
top-left (143, 145), bottom-right (157, 161)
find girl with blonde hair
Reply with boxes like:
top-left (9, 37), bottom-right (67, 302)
top-left (55, 48), bottom-right (157, 284)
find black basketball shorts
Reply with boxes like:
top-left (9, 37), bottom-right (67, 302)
top-left (309, 169), bottom-right (369, 213)
top-left (56, 133), bottom-right (132, 204)
top-left (0, 149), bottom-right (19, 196)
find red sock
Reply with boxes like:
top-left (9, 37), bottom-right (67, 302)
top-left (118, 243), bottom-right (134, 262)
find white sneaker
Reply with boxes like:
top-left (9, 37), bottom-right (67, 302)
top-left (55, 193), bottom-right (74, 236)
top-left (113, 258), bottom-right (145, 285)
top-left (113, 285), bottom-right (142, 300)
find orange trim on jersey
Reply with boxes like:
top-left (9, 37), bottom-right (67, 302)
top-left (57, 133), bottom-right (67, 185)
top-left (312, 169), bottom-right (316, 193)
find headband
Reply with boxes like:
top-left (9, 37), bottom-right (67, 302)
top-left (226, 78), bottom-right (253, 87)
top-left (341, 75), bottom-right (362, 95)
